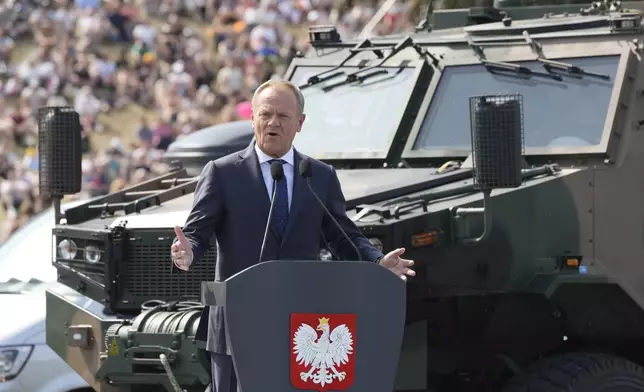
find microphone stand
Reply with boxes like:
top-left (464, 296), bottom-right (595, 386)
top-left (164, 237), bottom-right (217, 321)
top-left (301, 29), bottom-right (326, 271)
top-left (259, 179), bottom-right (278, 263)
top-left (304, 178), bottom-right (362, 261)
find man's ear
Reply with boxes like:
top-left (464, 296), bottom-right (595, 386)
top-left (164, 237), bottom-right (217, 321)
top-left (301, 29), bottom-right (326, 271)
top-left (297, 113), bottom-right (306, 132)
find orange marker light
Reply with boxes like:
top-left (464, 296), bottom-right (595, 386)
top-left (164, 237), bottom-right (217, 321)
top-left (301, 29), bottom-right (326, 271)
top-left (411, 231), bottom-right (439, 247)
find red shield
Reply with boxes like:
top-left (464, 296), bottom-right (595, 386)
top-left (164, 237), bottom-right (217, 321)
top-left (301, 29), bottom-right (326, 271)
top-left (290, 313), bottom-right (356, 391)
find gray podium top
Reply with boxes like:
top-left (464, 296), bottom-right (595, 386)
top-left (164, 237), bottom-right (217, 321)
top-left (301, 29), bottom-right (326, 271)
top-left (202, 259), bottom-right (406, 392)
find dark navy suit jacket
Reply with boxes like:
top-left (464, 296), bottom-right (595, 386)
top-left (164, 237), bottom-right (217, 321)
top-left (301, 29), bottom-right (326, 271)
top-left (179, 143), bottom-right (384, 354)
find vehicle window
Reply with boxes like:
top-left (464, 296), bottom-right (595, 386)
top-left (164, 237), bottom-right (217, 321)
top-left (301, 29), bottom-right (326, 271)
top-left (0, 208), bottom-right (57, 283)
top-left (412, 55), bottom-right (620, 153)
top-left (290, 65), bottom-right (420, 156)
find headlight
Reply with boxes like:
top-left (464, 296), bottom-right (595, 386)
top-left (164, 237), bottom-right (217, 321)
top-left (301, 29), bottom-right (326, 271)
top-left (58, 239), bottom-right (78, 260)
top-left (85, 245), bottom-right (102, 264)
top-left (0, 345), bottom-right (33, 381)
top-left (55, 237), bottom-right (104, 265)
top-left (318, 249), bottom-right (334, 261)
top-left (369, 237), bottom-right (383, 252)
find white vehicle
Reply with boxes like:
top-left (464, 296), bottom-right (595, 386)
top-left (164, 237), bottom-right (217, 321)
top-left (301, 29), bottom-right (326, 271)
top-left (0, 206), bottom-right (91, 392)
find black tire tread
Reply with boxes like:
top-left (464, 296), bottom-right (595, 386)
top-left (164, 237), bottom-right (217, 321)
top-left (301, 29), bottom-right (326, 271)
top-left (503, 352), bottom-right (644, 392)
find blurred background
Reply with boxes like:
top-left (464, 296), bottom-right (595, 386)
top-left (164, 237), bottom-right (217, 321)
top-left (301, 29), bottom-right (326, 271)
top-left (0, 0), bottom-right (419, 244)
top-left (0, 0), bottom-right (584, 244)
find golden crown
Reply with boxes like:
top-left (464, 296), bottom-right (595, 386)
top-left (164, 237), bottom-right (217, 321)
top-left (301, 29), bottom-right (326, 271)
top-left (318, 317), bottom-right (330, 325)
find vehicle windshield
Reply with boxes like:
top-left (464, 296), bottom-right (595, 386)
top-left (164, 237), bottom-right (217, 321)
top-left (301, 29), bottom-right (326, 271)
top-left (290, 65), bottom-right (420, 157)
top-left (0, 207), bottom-right (56, 287)
top-left (411, 55), bottom-right (620, 153)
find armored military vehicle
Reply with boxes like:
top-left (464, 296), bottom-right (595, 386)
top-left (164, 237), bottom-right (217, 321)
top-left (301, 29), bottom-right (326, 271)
top-left (43, 1), bottom-right (644, 391)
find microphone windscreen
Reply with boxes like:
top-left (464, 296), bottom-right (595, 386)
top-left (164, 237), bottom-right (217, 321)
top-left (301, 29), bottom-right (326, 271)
top-left (270, 160), bottom-right (284, 181)
top-left (299, 158), bottom-right (312, 178)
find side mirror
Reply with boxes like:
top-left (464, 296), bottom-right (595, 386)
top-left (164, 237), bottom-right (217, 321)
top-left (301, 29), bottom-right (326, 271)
top-left (454, 94), bottom-right (525, 244)
top-left (37, 106), bottom-right (83, 224)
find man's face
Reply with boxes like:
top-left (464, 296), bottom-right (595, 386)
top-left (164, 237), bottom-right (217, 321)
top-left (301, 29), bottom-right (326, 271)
top-left (252, 86), bottom-right (305, 158)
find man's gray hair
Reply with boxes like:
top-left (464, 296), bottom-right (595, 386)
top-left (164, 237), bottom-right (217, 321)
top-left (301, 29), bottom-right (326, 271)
top-left (252, 79), bottom-right (305, 113)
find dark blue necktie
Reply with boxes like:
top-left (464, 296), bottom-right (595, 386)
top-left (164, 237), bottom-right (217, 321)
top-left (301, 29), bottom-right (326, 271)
top-left (269, 159), bottom-right (289, 241)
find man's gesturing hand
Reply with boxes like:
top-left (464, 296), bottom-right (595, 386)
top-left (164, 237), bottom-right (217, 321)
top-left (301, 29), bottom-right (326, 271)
top-left (379, 248), bottom-right (415, 281)
top-left (171, 225), bottom-right (193, 271)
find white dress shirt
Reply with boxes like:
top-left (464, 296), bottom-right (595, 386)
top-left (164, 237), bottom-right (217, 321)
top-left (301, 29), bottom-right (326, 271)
top-left (254, 143), bottom-right (294, 210)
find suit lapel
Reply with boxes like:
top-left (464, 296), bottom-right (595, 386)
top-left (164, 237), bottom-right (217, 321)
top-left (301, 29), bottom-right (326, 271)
top-left (282, 150), bottom-right (306, 246)
top-left (237, 144), bottom-right (280, 243)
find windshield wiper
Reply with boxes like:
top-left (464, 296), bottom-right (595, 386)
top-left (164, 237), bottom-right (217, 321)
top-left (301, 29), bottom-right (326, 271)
top-left (300, 35), bottom-right (436, 89)
top-left (300, 38), bottom-right (384, 89)
top-left (301, 35), bottom-right (439, 91)
top-left (321, 59), bottom-right (411, 92)
top-left (483, 59), bottom-right (563, 81)
top-left (540, 59), bottom-right (611, 80)
top-left (316, 36), bottom-right (431, 92)
top-left (321, 69), bottom-right (390, 92)
top-left (345, 36), bottom-right (435, 80)
top-left (465, 35), bottom-right (562, 81)
top-left (523, 31), bottom-right (611, 80)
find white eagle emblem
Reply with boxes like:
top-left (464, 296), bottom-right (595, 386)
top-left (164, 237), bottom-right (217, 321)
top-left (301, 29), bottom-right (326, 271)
top-left (292, 317), bottom-right (354, 387)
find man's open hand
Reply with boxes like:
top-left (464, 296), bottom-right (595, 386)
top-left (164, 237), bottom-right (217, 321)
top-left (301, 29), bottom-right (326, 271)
top-left (379, 248), bottom-right (415, 281)
top-left (171, 226), bottom-right (193, 271)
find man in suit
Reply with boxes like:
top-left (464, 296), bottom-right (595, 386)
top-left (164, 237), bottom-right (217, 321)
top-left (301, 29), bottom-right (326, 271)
top-left (171, 79), bottom-right (415, 392)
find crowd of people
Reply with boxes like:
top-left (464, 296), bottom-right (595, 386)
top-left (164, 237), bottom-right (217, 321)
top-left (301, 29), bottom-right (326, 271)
top-left (0, 0), bottom-right (416, 243)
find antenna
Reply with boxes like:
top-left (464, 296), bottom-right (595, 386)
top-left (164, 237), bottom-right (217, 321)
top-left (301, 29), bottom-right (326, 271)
top-left (415, 0), bottom-right (435, 32)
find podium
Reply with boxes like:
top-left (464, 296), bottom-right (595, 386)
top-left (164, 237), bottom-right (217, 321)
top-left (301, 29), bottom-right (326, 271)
top-left (201, 259), bottom-right (406, 392)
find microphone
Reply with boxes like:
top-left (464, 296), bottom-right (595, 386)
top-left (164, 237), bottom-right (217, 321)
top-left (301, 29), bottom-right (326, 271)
top-left (299, 159), bottom-right (362, 261)
top-left (259, 160), bottom-right (285, 263)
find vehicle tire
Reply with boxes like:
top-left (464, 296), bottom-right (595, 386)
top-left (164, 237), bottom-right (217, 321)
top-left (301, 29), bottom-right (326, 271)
top-left (503, 352), bottom-right (644, 392)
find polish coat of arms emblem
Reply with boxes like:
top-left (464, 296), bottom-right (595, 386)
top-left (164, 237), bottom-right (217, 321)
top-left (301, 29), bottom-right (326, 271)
top-left (290, 313), bottom-right (356, 391)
